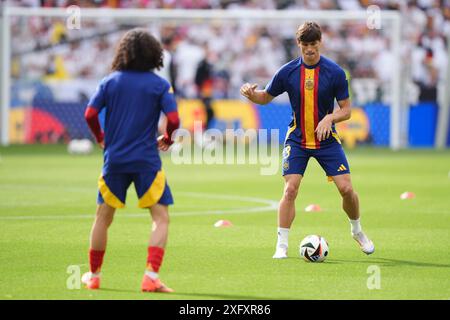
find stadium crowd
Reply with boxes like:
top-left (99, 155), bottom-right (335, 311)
top-left (5, 0), bottom-right (450, 104)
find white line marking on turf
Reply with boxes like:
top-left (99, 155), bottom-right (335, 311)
top-left (0, 192), bottom-right (279, 221)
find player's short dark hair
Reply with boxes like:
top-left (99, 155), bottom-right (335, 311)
top-left (111, 28), bottom-right (163, 72)
top-left (296, 21), bottom-right (322, 43)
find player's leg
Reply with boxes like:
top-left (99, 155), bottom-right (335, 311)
top-left (273, 143), bottom-right (309, 259)
top-left (82, 173), bottom-right (130, 289)
top-left (279, 174), bottom-right (303, 228)
top-left (142, 203), bottom-right (173, 292)
top-left (142, 204), bottom-right (173, 293)
top-left (147, 203), bottom-right (170, 277)
top-left (314, 143), bottom-right (374, 255)
top-left (273, 174), bottom-right (303, 259)
top-left (332, 174), bottom-right (374, 254)
top-left (148, 203), bottom-right (169, 248)
top-left (82, 203), bottom-right (116, 289)
top-left (332, 173), bottom-right (359, 220)
top-left (90, 203), bottom-right (116, 251)
top-left (134, 171), bottom-right (174, 292)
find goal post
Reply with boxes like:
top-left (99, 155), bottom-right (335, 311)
top-left (0, 6), bottom-right (404, 148)
top-left (435, 32), bottom-right (450, 149)
top-left (0, 5), bottom-right (11, 147)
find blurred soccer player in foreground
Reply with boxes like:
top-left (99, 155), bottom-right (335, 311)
top-left (83, 29), bottom-right (179, 292)
top-left (241, 22), bottom-right (374, 259)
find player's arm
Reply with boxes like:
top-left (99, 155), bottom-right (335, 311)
top-left (163, 111), bottom-right (180, 144)
top-left (334, 98), bottom-right (352, 122)
top-left (158, 84), bottom-right (180, 151)
top-left (242, 65), bottom-right (286, 104)
top-left (240, 83), bottom-right (274, 105)
top-left (316, 67), bottom-right (351, 141)
top-left (85, 79), bottom-right (107, 148)
top-left (158, 110), bottom-right (179, 152)
top-left (84, 106), bottom-right (104, 148)
top-left (315, 98), bottom-right (351, 141)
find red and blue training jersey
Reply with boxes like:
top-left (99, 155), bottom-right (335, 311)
top-left (265, 55), bottom-right (349, 149)
top-left (87, 70), bottom-right (177, 174)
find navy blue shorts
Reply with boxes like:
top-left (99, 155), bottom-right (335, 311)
top-left (282, 139), bottom-right (350, 177)
top-left (97, 170), bottom-right (173, 209)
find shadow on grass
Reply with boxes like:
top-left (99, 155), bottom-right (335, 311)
top-left (97, 288), bottom-right (294, 300)
top-left (283, 257), bottom-right (340, 264)
top-left (167, 292), bottom-right (296, 300)
top-left (98, 287), bottom-right (140, 294)
top-left (329, 257), bottom-right (450, 268)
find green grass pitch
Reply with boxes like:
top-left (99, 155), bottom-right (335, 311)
top-left (0, 145), bottom-right (449, 300)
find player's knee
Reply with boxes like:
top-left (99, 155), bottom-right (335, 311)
top-left (95, 212), bottom-right (114, 227)
top-left (161, 212), bottom-right (170, 226)
top-left (95, 204), bottom-right (115, 226)
top-left (339, 184), bottom-right (354, 198)
top-left (284, 184), bottom-right (299, 202)
top-left (154, 210), bottom-right (170, 226)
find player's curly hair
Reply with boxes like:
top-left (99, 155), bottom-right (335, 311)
top-left (296, 21), bottom-right (322, 43)
top-left (111, 28), bottom-right (163, 72)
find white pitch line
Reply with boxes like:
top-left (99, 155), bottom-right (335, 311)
top-left (0, 192), bottom-right (279, 221)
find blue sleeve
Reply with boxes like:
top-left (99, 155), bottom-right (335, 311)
top-left (265, 67), bottom-right (286, 97)
top-left (160, 82), bottom-right (177, 114)
top-left (87, 78), bottom-right (107, 112)
top-left (334, 68), bottom-right (350, 101)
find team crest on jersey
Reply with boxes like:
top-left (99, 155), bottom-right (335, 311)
top-left (305, 78), bottom-right (314, 90)
top-left (282, 145), bottom-right (291, 159)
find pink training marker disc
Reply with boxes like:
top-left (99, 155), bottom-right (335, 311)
top-left (400, 192), bottom-right (416, 200)
top-left (305, 204), bottom-right (322, 212)
top-left (214, 220), bottom-right (233, 227)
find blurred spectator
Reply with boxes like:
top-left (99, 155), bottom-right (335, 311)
top-left (195, 44), bottom-right (217, 128)
top-left (4, 0), bottom-right (449, 106)
top-left (412, 46), bottom-right (440, 102)
top-left (155, 35), bottom-right (178, 93)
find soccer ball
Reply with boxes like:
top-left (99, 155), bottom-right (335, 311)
top-left (299, 235), bottom-right (329, 262)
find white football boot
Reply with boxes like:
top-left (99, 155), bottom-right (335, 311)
top-left (352, 231), bottom-right (375, 255)
top-left (272, 246), bottom-right (288, 259)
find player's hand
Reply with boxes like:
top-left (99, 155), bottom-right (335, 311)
top-left (96, 132), bottom-right (105, 149)
top-left (240, 83), bottom-right (258, 100)
top-left (315, 115), bottom-right (333, 141)
top-left (157, 135), bottom-right (170, 152)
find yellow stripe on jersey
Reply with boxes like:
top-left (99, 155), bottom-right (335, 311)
top-left (138, 170), bottom-right (166, 208)
top-left (98, 176), bottom-right (125, 209)
top-left (303, 68), bottom-right (317, 149)
top-left (284, 112), bottom-right (297, 143)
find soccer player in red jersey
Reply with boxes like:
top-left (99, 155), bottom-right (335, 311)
top-left (82, 29), bottom-right (179, 292)
top-left (241, 22), bottom-right (374, 259)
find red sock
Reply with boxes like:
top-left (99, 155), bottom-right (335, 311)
top-left (89, 249), bottom-right (105, 274)
top-left (147, 246), bottom-right (165, 273)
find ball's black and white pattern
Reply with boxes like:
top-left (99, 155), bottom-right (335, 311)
top-left (299, 235), bottom-right (329, 262)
